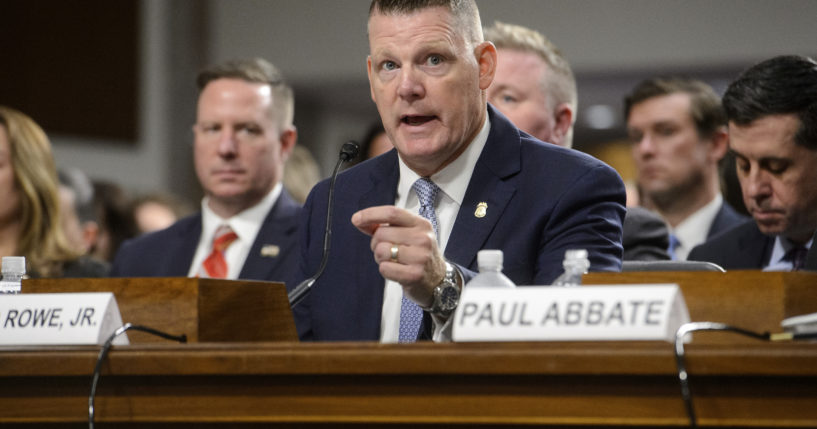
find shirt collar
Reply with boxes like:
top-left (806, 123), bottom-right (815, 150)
top-left (200, 183), bottom-right (282, 244)
top-left (768, 234), bottom-right (814, 267)
top-left (396, 112), bottom-right (490, 205)
top-left (672, 193), bottom-right (723, 251)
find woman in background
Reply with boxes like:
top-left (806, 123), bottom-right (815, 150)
top-left (0, 105), bottom-right (108, 277)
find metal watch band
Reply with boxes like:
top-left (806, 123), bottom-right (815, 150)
top-left (420, 261), bottom-right (461, 317)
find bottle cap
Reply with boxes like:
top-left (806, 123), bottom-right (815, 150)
top-left (2, 256), bottom-right (26, 274)
top-left (477, 249), bottom-right (504, 269)
top-left (564, 249), bottom-right (588, 261)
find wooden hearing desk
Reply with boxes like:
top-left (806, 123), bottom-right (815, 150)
top-left (1, 273), bottom-right (816, 427)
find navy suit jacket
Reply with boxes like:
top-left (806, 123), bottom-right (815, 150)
top-left (111, 190), bottom-right (302, 285)
top-left (688, 219), bottom-right (774, 269)
top-left (706, 201), bottom-right (747, 239)
top-left (293, 106), bottom-right (626, 341)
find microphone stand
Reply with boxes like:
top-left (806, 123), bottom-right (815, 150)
top-left (288, 141), bottom-right (359, 308)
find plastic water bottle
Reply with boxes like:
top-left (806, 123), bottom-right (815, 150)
top-left (0, 256), bottom-right (26, 294)
top-left (466, 250), bottom-right (516, 288)
top-left (551, 249), bottom-right (590, 287)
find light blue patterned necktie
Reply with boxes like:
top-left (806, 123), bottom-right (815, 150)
top-left (668, 233), bottom-right (681, 261)
top-left (397, 178), bottom-right (440, 342)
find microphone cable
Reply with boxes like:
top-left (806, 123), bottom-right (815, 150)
top-left (673, 321), bottom-right (817, 428)
top-left (288, 141), bottom-right (359, 308)
top-left (89, 323), bottom-right (187, 429)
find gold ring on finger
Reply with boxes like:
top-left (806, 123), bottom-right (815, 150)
top-left (390, 244), bottom-right (399, 263)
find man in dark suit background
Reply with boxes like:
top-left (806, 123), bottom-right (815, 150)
top-left (689, 55), bottom-right (817, 271)
top-left (111, 58), bottom-right (301, 283)
top-left (293, 0), bottom-right (626, 343)
top-left (625, 77), bottom-right (746, 260)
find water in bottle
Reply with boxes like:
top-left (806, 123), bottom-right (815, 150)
top-left (466, 250), bottom-right (516, 288)
top-left (551, 249), bottom-right (589, 287)
top-left (0, 256), bottom-right (26, 294)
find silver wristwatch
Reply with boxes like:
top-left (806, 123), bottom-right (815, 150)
top-left (420, 261), bottom-right (462, 318)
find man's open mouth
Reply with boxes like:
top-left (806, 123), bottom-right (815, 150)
top-left (402, 115), bottom-right (435, 126)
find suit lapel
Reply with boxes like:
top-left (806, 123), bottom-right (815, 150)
top-left (167, 215), bottom-right (202, 276)
top-left (757, 231), bottom-right (775, 267)
top-left (359, 150), bottom-right (401, 284)
top-left (446, 107), bottom-right (520, 269)
top-left (707, 202), bottom-right (746, 239)
top-left (340, 151), bottom-right (400, 337)
top-left (361, 150), bottom-right (401, 208)
top-left (737, 222), bottom-right (775, 268)
top-left (239, 191), bottom-right (300, 280)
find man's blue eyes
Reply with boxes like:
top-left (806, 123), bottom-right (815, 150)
top-left (381, 56), bottom-right (443, 71)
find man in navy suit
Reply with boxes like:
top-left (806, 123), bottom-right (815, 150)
top-left (111, 58), bottom-right (301, 284)
top-left (625, 77), bottom-right (746, 260)
top-left (689, 55), bottom-right (817, 270)
top-left (293, 0), bottom-right (625, 343)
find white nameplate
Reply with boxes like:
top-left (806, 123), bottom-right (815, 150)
top-left (453, 284), bottom-right (689, 343)
top-left (0, 293), bottom-right (129, 345)
top-left (781, 311), bottom-right (817, 335)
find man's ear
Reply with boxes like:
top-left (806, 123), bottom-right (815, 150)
top-left (367, 56), bottom-right (376, 102)
top-left (552, 103), bottom-right (574, 147)
top-left (708, 126), bottom-right (729, 162)
top-left (279, 127), bottom-right (298, 162)
top-left (475, 41), bottom-right (497, 90)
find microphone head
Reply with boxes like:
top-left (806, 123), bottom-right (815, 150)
top-left (339, 141), bottom-right (360, 162)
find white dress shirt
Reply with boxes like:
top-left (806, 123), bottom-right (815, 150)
top-left (187, 183), bottom-right (282, 279)
top-left (379, 114), bottom-right (491, 343)
top-left (670, 194), bottom-right (724, 261)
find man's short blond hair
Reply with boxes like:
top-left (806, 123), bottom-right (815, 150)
top-left (196, 58), bottom-right (294, 132)
top-left (484, 21), bottom-right (577, 117)
top-left (369, 0), bottom-right (483, 46)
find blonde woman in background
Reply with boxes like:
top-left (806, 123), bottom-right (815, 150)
top-left (282, 145), bottom-right (321, 204)
top-left (0, 105), bottom-right (108, 277)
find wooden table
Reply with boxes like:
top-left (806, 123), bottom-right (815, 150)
top-left (2, 340), bottom-right (816, 428)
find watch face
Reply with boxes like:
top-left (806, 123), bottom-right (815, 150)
top-left (439, 285), bottom-right (459, 311)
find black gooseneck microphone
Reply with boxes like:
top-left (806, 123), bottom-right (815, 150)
top-left (288, 141), bottom-right (359, 308)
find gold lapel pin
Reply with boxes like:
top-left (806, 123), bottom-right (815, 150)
top-left (261, 245), bottom-right (280, 258)
top-left (475, 202), bottom-right (488, 218)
